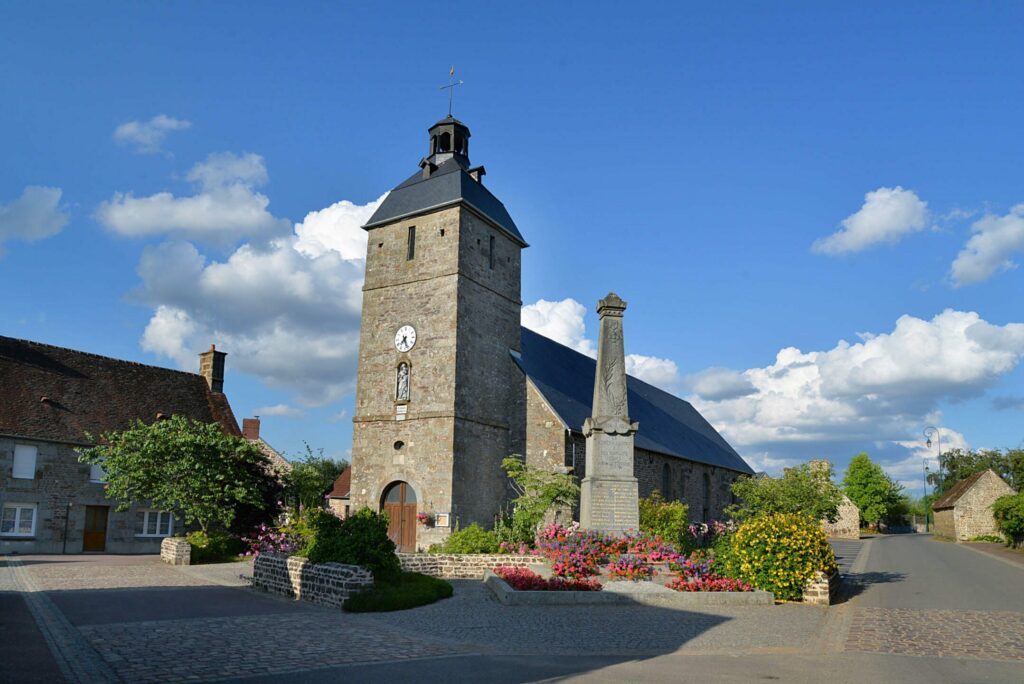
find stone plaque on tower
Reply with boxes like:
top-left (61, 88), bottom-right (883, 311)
top-left (579, 292), bottom-right (639, 534)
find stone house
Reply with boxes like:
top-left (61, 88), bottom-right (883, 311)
top-left (348, 114), bottom-right (754, 551)
top-left (0, 337), bottom-right (244, 554)
top-left (327, 468), bottom-right (351, 519)
top-left (932, 469), bottom-right (1016, 542)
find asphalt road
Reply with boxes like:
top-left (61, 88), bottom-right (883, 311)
top-left (850, 534), bottom-right (1024, 611)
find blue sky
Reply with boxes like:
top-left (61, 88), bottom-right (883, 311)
top-left (3, 2), bottom-right (1023, 496)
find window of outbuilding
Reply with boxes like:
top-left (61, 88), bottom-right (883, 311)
top-left (12, 444), bottom-right (37, 480)
top-left (89, 462), bottom-right (106, 483)
top-left (1, 503), bottom-right (36, 537)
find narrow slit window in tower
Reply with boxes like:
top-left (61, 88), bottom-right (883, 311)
top-left (488, 235), bottom-right (495, 269)
top-left (407, 226), bottom-right (416, 261)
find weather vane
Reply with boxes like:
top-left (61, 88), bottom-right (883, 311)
top-left (440, 66), bottom-right (464, 117)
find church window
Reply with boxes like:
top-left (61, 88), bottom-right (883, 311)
top-left (393, 441), bottom-right (404, 451)
top-left (440, 229), bottom-right (445, 237)
top-left (488, 235), bottom-right (495, 269)
top-left (406, 226), bottom-right (416, 260)
top-left (660, 463), bottom-right (671, 499)
top-left (396, 363), bottom-right (410, 401)
top-left (702, 473), bottom-right (711, 522)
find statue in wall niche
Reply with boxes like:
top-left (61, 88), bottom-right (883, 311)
top-left (396, 362), bottom-right (410, 401)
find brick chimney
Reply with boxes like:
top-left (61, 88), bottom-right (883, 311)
top-left (242, 417), bottom-right (261, 441)
top-left (198, 344), bottom-right (227, 393)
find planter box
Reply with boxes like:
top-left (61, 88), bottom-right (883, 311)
top-left (252, 554), bottom-right (373, 608)
top-left (483, 571), bottom-right (773, 607)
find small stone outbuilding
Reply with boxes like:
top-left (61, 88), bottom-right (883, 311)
top-left (823, 494), bottom-right (861, 540)
top-left (932, 469), bottom-right (1016, 542)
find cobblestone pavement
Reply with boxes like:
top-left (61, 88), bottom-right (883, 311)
top-left (846, 608), bottom-right (1024, 661)
top-left (347, 580), bottom-right (829, 656)
top-left (24, 555), bottom-right (212, 591)
top-left (79, 612), bottom-right (472, 683)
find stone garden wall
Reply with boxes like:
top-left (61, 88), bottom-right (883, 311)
top-left (398, 553), bottom-right (543, 579)
top-left (160, 537), bottom-right (191, 565)
top-left (802, 570), bottom-right (840, 606)
top-left (252, 554), bottom-right (373, 608)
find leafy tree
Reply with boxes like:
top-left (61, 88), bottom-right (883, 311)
top-left (286, 443), bottom-right (348, 510)
top-left (842, 453), bottom-right (904, 527)
top-left (928, 448), bottom-right (1024, 494)
top-left (79, 416), bottom-right (275, 533)
top-left (499, 456), bottom-right (579, 544)
top-left (992, 493), bottom-right (1024, 548)
top-left (728, 463), bottom-right (843, 523)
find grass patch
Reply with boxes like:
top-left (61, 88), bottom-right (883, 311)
top-left (343, 572), bottom-right (453, 613)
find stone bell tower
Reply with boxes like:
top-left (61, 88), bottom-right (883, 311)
top-left (349, 116), bottom-right (528, 551)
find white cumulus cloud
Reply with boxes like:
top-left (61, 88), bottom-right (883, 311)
top-left (113, 115), bottom-right (191, 154)
top-left (0, 186), bottom-right (70, 254)
top-left (812, 186), bottom-right (929, 255)
top-left (136, 188), bottom-right (381, 405)
top-left (96, 152), bottom-right (291, 245)
top-left (522, 298), bottom-right (596, 357)
top-left (625, 354), bottom-right (680, 390)
top-left (689, 310), bottom-right (1024, 453)
top-left (950, 204), bottom-right (1024, 286)
top-left (294, 195), bottom-right (387, 260)
top-left (683, 367), bottom-right (756, 401)
top-left (253, 404), bottom-right (303, 418)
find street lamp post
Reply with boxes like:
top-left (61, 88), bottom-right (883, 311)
top-left (923, 426), bottom-right (942, 535)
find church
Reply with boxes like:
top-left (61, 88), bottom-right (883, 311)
top-left (349, 115), bottom-right (754, 551)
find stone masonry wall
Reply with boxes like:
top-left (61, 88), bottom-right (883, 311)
top-left (802, 570), bottom-right (840, 606)
top-left (160, 537), bottom-right (191, 565)
top-left (933, 508), bottom-right (955, 540)
top-left (951, 471), bottom-right (1016, 541)
top-left (1, 437), bottom-right (166, 554)
top-left (398, 553), bottom-right (543, 579)
top-left (823, 495), bottom-right (861, 539)
top-left (252, 554), bottom-right (373, 608)
top-left (568, 437), bottom-right (741, 524)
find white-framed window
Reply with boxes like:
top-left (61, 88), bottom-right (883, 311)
top-left (137, 510), bottom-right (173, 537)
top-left (1, 503), bottom-right (37, 537)
top-left (89, 463), bottom-right (106, 483)
top-left (12, 444), bottom-right (38, 480)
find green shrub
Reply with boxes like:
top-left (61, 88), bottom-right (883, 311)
top-left (185, 530), bottom-right (244, 564)
top-left (639, 491), bottom-right (689, 547)
top-left (343, 572), bottom-right (453, 612)
top-left (969, 534), bottom-right (1005, 544)
top-left (993, 493), bottom-right (1024, 548)
top-left (427, 523), bottom-right (499, 554)
top-left (300, 508), bottom-right (400, 580)
top-left (724, 513), bottom-right (837, 601)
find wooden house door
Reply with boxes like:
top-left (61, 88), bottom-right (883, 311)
top-left (83, 505), bottom-right (109, 552)
top-left (381, 481), bottom-right (417, 552)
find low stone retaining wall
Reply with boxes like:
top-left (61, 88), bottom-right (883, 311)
top-left (483, 571), bottom-right (773, 606)
top-left (252, 554), bottom-right (374, 608)
top-left (802, 570), bottom-right (840, 606)
top-left (398, 553), bottom-right (544, 579)
top-left (160, 537), bottom-right (191, 566)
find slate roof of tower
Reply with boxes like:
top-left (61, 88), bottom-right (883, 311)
top-left (0, 335), bottom-right (241, 445)
top-left (363, 157), bottom-right (527, 246)
top-left (514, 327), bottom-right (754, 475)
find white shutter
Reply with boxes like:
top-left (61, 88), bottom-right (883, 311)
top-left (12, 445), bottom-right (37, 480)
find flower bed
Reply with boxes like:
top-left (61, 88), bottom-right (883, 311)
top-left (493, 566), bottom-right (601, 592)
top-left (666, 576), bottom-right (752, 592)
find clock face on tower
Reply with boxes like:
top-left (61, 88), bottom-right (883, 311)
top-left (394, 325), bottom-right (416, 353)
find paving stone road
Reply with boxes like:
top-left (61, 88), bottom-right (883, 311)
top-left (3, 534), bottom-right (1024, 683)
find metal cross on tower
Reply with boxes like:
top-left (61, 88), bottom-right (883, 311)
top-left (439, 66), bottom-right (464, 117)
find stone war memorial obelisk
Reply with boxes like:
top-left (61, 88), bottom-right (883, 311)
top-left (580, 292), bottom-right (640, 534)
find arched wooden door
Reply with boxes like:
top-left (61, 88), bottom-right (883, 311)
top-left (381, 481), bottom-right (417, 552)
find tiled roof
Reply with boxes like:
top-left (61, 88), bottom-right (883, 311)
top-left (328, 468), bottom-right (351, 499)
top-left (932, 470), bottom-right (989, 511)
top-left (515, 328), bottom-right (754, 475)
top-left (0, 335), bottom-right (240, 444)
